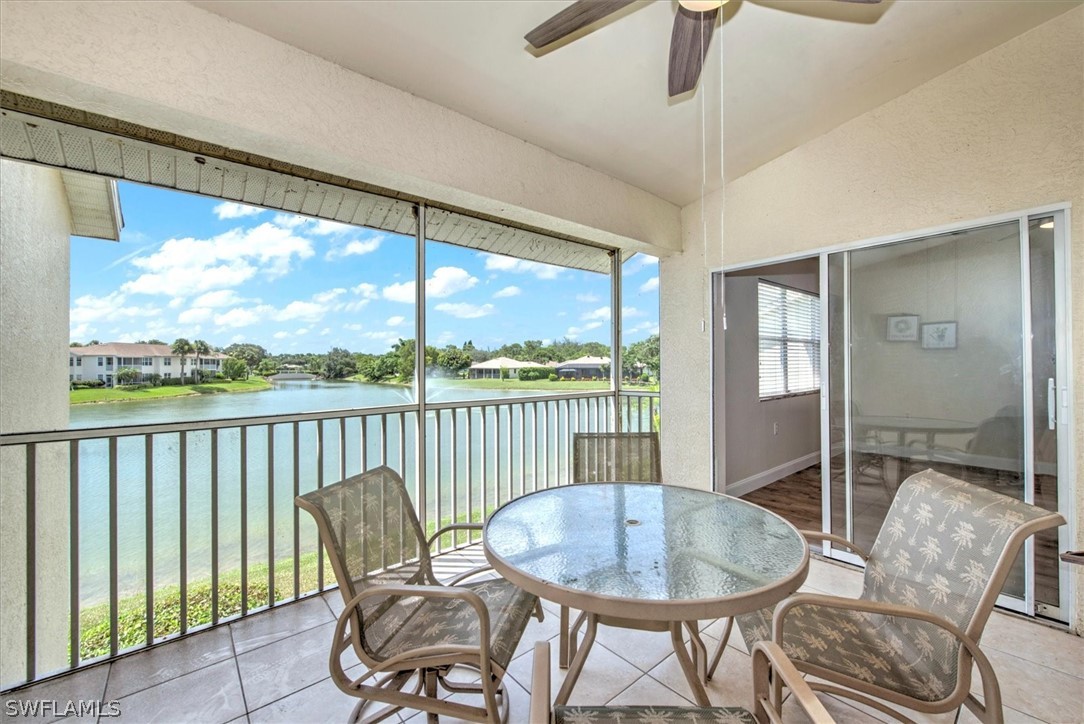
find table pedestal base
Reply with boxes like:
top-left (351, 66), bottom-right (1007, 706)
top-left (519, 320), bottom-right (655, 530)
top-left (555, 614), bottom-right (713, 707)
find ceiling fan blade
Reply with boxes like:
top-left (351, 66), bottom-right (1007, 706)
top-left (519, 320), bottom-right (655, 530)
top-left (833, 0), bottom-right (883, 3)
top-left (668, 6), bottom-right (718, 97)
top-left (525, 0), bottom-right (637, 49)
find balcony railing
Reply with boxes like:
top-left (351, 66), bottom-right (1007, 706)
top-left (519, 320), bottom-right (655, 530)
top-left (0, 389), bottom-right (659, 690)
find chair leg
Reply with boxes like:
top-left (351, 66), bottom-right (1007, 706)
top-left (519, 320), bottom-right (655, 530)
top-left (705, 617), bottom-right (734, 681)
top-left (425, 669), bottom-right (438, 724)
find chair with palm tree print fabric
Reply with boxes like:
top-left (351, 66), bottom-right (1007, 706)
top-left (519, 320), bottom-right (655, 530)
top-left (713, 468), bottom-right (1064, 724)
top-left (296, 466), bottom-right (540, 724)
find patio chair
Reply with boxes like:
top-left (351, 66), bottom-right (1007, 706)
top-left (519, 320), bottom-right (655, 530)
top-left (708, 468), bottom-right (1065, 723)
top-left (562, 432), bottom-right (662, 667)
top-left (571, 431), bottom-right (661, 484)
top-left (296, 466), bottom-right (540, 724)
top-left (529, 640), bottom-right (835, 724)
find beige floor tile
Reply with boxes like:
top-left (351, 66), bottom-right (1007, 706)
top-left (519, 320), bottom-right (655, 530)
top-left (400, 674), bottom-right (531, 724)
top-left (647, 646), bottom-right (752, 708)
top-left (235, 621), bottom-right (336, 711)
top-left (229, 596), bottom-right (334, 655)
top-left (105, 627), bottom-right (234, 700)
top-left (982, 611), bottom-right (1084, 678)
top-left (605, 673), bottom-right (695, 707)
top-left (247, 675), bottom-right (360, 723)
top-left (2, 663), bottom-right (110, 723)
top-left (594, 622), bottom-right (691, 674)
top-left (110, 659), bottom-right (245, 723)
top-left (804, 558), bottom-right (864, 597)
top-left (974, 647), bottom-right (1084, 723)
top-left (510, 602), bottom-right (563, 662)
top-left (505, 634), bottom-right (644, 707)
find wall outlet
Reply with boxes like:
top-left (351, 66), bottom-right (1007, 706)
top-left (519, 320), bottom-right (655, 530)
top-left (772, 422), bottom-right (779, 435)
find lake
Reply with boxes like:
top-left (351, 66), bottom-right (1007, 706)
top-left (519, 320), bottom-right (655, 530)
top-left (68, 380), bottom-right (625, 604)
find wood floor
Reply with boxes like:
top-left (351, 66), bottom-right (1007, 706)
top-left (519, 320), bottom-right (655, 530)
top-left (740, 458), bottom-right (1062, 611)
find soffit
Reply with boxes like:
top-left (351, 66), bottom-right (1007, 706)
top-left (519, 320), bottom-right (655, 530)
top-left (189, 0), bottom-right (1077, 206)
top-left (0, 99), bottom-right (619, 273)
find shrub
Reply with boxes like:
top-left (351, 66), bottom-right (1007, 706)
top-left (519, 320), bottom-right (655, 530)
top-left (71, 379), bottom-right (105, 389)
top-left (517, 367), bottom-right (552, 381)
top-left (145, 373), bottom-right (163, 387)
top-left (160, 377), bottom-right (184, 386)
top-left (548, 373), bottom-right (558, 382)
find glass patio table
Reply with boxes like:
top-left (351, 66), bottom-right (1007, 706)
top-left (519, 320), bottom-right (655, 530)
top-left (483, 482), bottom-right (808, 706)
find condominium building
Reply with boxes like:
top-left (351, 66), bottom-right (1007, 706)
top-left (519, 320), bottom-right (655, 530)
top-left (69, 342), bottom-right (226, 386)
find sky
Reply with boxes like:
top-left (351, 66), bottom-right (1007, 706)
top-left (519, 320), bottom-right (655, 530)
top-left (70, 182), bottom-right (660, 355)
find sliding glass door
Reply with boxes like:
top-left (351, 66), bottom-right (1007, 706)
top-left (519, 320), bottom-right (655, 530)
top-left (823, 210), bottom-right (1070, 619)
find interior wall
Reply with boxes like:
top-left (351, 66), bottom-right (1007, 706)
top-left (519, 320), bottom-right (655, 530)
top-left (0, 0), bottom-right (681, 256)
top-left (723, 8), bottom-right (1083, 630)
top-left (723, 261), bottom-right (820, 492)
top-left (0, 160), bottom-right (72, 682)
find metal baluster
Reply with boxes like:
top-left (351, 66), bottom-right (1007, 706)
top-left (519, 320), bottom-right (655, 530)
top-left (178, 432), bottom-right (186, 636)
top-left (451, 409), bottom-right (459, 543)
top-left (434, 411), bottom-right (442, 552)
top-left (26, 443), bottom-right (37, 682)
top-left (517, 403), bottom-right (525, 498)
top-left (506, 405), bottom-right (513, 502)
top-left (240, 427), bottom-right (248, 615)
top-left (144, 436), bottom-right (153, 643)
top-left (267, 424), bottom-right (275, 607)
top-left (466, 406), bottom-right (474, 542)
top-left (70, 442), bottom-right (80, 666)
top-left (339, 418), bottom-right (347, 481)
top-left (316, 421), bottom-right (324, 591)
top-left (481, 406), bottom-right (488, 517)
top-left (211, 429), bottom-right (220, 622)
top-left (292, 422), bottom-right (300, 600)
top-left (543, 401), bottom-right (550, 488)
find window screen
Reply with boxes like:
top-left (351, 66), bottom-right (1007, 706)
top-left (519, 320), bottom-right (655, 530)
top-left (758, 281), bottom-right (820, 399)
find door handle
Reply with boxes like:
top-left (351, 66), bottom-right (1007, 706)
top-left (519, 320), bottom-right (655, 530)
top-left (1047, 377), bottom-right (1056, 430)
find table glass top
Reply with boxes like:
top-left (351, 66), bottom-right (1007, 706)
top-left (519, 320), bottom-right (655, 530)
top-left (484, 483), bottom-right (806, 603)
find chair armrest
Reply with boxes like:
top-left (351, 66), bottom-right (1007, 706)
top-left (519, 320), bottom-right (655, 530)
top-left (426, 523), bottom-right (483, 549)
top-left (529, 641), bottom-right (551, 724)
top-left (330, 583), bottom-right (494, 687)
top-left (798, 530), bottom-right (871, 561)
top-left (751, 641), bottom-right (833, 724)
top-left (773, 593), bottom-right (1001, 715)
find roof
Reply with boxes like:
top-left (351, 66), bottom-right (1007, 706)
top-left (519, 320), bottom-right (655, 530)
top-left (468, 356), bottom-right (535, 370)
top-left (70, 342), bottom-right (227, 359)
top-left (60, 171), bottom-right (123, 241)
top-left (556, 356), bottom-right (610, 367)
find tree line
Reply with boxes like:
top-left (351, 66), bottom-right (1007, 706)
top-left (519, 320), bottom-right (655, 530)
top-left (70, 335), bottom-right (661, 385)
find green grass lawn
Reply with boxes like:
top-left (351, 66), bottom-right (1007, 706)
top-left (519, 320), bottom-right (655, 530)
top-left (70, 379), bottom-right (271, 404)
top-left (432, 378), bottom-right (612, 391)
top-left (76, 511), bottom-right (488, 659)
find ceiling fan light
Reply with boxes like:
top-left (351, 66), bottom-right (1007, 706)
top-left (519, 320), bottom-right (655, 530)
top-left (1039, 220), bottom-right (1054, 229)
top-left (678, 0), bottom-right (726, 12)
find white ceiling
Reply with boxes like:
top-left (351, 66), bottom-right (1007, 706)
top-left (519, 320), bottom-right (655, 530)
top-left (191, 0), bottom-right (1077, 207)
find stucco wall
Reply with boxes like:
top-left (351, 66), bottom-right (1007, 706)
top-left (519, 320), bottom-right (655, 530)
top-left (724, 8), bottom-right (1083, 629)
top-left (660, 190), bottom-right (723, 490)
top-left (0, 160), bottom-right (72, 683)
top-left (0, 0), bottom-right (680, 256)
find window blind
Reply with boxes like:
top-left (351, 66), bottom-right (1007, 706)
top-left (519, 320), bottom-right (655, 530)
top-left (758, 281), bottom-right (820, 399)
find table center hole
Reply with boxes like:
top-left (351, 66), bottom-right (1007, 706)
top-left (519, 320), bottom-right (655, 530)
top-left (625, 519), bottom-right (641, 526)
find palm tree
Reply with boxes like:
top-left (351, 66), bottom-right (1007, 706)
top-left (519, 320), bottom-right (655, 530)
top-left (172, 338), bottom-right (193, 383)
top-left (193, 339), bottom-right (211, 383)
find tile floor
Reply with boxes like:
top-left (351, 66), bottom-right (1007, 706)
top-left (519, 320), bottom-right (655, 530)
top-left (4, 546), bottom-right (1082, 723)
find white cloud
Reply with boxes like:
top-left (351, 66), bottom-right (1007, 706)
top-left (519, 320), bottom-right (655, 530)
top-left (310, 220), bottom-right (354, 236)
top-left (213, 202), bottom-right (264, 220)
top-left (382, 280), bottom-right (415, 303)
top-left (386, 315), bottom-right (406, 327)
top-left (621, 306), bottom-right (642, 318)
top-left (343, 323), bottom-right (364, 331)
top-left (70, 322), bottom-right (94, 340)
top-left (566, 322), bottom-right (603, 338)
top-left (493, 286), bottom-right (521, 298)
top-left (434, 302), bottom-right (495, 319)
top-left (296, 328), bottom-right (309, 335)
top-left (191, 290), bottom-right (245, 308)
top-left (319, 328), bottom-right (331, 336)
top-left (122, 223), bottom-right (314, 297)
top-left (325, 236), bottom-right (383, 260)
top-left (312, 288), bottom-right (346, 305)
top-left (274, 301), bottom-right (326, 323)
top-left (273, 331), bottom-right (289, 340)
top-left (352, 283), bottom-right (378, 298)
top-left (628, 321), bottom-right (659, 335)
top-left (272, 213), bottom-right (308, 228)
top-left (167, 297), bottom-right (186, 309)
top-left (481, 253), bottom-right (561, 280)
top-left (575, 293), bottom-right (600, 303)
top-left (639, 276), bottom-right (659, 293)
top-left (178, 307), bottom-right (213, 324)
top-left (214, 304), bottom-right (275, 329)
top-left (70, 291), bottom-right (161, 325)
top-left (363, 330), bottom-right (400, 343)
top-left (427, 266), bottom-right (477, 297)
top-left (582, 306), bottom-right (611, 321)
top-left (626, 254), bottom-right (659, 274)
top-left (342, 299), bottom-right (371, 313)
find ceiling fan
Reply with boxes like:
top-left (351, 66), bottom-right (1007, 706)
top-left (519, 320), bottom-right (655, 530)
top-left (525, 0), bottom-right (883, 98)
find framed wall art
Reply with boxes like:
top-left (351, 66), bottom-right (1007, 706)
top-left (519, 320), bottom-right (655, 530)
top-left (886, 314), bottom-right (919, 342)
top-left (921, 321), bottom-right (957, 349)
